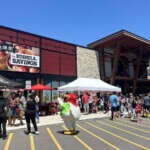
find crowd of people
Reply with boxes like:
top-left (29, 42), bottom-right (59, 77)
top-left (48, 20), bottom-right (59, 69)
top-left (0, 89), bottom-right (150, 139)
top-left (77, 91), bottom-right (150, 123)
top-left (0, 91), bottom-right (40, 139)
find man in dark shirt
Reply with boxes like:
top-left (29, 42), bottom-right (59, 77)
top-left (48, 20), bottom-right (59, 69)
top-left (0, 93), bottom-right (7, 139)
top-left (143, 93), bottom-right (150, 118)
top-left (103, 93), bottom-right (109, 114)
top-left (25, 94), bottom-right (39, 135)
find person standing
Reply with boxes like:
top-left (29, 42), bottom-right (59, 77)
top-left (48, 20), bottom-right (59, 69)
top-left (82, 92), bottom-right (89, 114)
top-left (57, 93), bottom-right (81, 135)
top-left (79, 92), bottom-right (84, 113)
top-left (103, 93), bottom-right (109, 114)
top-left (100, 97), bottom-right (104, 113)
top-left (116, 93), bottom-right (121, 118)
top-left (143, 93), bottom-right (150, 118)
top-left (25, 94), bottom-right (39, 135)
top-left (88, 94), bottom-right (93, 114)
top-left (15, 94), bottom-right (25, 126)
top-left (0, 92), bottom-right (7, 139)
top-left (19, 91), bottom-right (26, 125)
top-left (109, 92), bottom-right (118, 121)
top-left (120, 96), bottom-right (126, 118)
top-left (136, 98), bottom-right (142, 123)
top-left (7, 93), bottom-right (17, 126)
top-left (131, 97), bottom-right (137, 121)
top-left (32, 92), bottom-right (40, 123)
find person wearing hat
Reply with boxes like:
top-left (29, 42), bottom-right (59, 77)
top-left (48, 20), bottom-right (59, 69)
top-left (0, 92), bottom-right (7, 139)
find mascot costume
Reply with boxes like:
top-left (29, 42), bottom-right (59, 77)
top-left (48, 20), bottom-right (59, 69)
top-left (57, 93), bottom-right (81, 135)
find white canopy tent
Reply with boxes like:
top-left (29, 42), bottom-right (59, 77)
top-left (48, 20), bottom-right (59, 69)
top-left (58, 78), bottom-right (121, 92)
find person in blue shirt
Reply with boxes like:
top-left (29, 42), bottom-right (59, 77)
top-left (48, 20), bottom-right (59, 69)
top-left (109, 92), bottom-right (118, 121)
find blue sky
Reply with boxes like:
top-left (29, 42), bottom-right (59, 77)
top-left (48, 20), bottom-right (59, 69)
top-left (1, 0), bottom-right (150, 46)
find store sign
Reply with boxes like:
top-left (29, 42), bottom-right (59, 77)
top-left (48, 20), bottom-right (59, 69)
top-left (11, 53), bottom-right (39, 67)
top-left (26, 80), bottom-right (31, 89)
top-left (0, 40), bottom-right (40, 73)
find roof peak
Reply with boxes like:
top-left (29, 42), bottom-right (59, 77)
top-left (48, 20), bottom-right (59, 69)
top-left (87, 29), bottom-right (150, 48)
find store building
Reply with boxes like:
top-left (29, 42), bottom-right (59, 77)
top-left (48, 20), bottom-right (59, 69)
top-left (0, 26), bottom-right (77, 102)
top-left (0, 26), bottom-right (149, 101)
top-left (76, 46), bottom-right (100, 79)
top-left (88, 30), bottom-right (150, 95)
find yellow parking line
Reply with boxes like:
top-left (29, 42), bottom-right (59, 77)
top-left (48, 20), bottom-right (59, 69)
top-left (47, 128), bottom-right (63, 150)
top-left (105, 119), bottom-right (150, 134)
top-left (118, 118), bottom-right (150, 128)
top-left (86, 122), bottom-right (149, 150)
top-left (76, 124), bottom-right (120, 150)
top-left (30, 135), bottom-right (35, 150)
top-left (4, 133), bottom-right (13, 150)
top-left (97, 121), bottom-right (150, 141)
top-left (62, 125), bottom-right (93, 150)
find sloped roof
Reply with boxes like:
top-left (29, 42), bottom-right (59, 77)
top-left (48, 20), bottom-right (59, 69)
top-left (88, 30), bottom-right (150, 49)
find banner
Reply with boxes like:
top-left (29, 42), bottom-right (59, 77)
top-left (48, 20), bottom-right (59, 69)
top-left (0, 40), bottom-right (40, 73)
top-left (11, 53), bottom-right (39, 67)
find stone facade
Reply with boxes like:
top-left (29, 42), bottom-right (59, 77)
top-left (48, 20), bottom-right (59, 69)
top-left (77, 46), bottom-right (100, 79)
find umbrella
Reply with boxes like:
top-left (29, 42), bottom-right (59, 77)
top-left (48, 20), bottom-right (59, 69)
top-left (28, 84), bottom-right (53, 90)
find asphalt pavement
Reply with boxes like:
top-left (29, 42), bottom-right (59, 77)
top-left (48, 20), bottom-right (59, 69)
top-left (0, 114), bottom-right (150, 150)
top-left (6, 112), bottom-right (109, 131)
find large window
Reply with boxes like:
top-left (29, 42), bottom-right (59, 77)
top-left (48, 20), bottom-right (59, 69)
top-left (43, 80), bottom-right (69, 102)
top-left (43, 82), bottom-right (52, 102)
top-left (51, 81), bottom-right (59, 102)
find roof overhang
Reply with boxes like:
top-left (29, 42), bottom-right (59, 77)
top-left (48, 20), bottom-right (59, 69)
top-left (88, 30), bottom-right (150, 49)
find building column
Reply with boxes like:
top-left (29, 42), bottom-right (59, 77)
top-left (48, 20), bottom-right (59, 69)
top-left (110, 41), bottom-right (121, 85)
top-left (132, 48), bottom-right (143, 95)
top-left (100, 48), bottom-right (105, 80)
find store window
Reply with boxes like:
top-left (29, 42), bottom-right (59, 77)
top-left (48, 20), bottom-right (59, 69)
top-left (43, 82), bottom-right (52, 102)
top-left (42, 80), bottom-right (70, 102)
top-left (60, 81), bottom-right (67, 86)
top-left (52, 81), bottom-right (59, 102)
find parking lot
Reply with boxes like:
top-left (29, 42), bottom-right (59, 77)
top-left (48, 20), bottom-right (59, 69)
top-left (0, 117), bottom-right (150, 150)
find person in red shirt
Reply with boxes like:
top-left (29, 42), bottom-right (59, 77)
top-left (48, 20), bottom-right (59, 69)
top-left (82, 92), bottom-right (89, 114)
top-left (136, 98), bottom-right (142, 123)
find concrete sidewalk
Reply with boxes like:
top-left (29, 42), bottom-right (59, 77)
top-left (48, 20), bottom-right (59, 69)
top-left (7, 112), bottom-right (110, 131)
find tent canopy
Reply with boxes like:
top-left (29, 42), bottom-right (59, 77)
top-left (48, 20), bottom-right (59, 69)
top-left (0, 74), bottom-right (23, 89)
top-left (58, 78), bottom-right (121, 92)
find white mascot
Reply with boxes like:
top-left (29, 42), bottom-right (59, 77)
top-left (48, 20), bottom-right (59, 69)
top-left (57, 93), bottom-right (81, 135)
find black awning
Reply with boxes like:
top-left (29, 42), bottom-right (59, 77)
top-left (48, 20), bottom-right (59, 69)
top-left (0, 74), bottom-right (23, 89)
